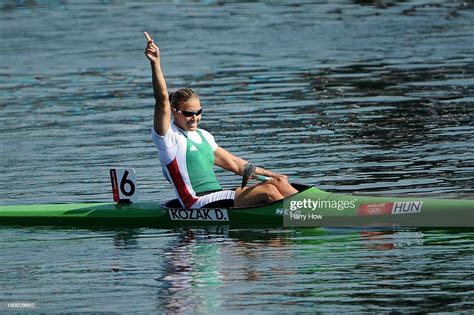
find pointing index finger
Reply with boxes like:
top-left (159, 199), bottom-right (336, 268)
top-left (144, 32), bottom-right (153, 43)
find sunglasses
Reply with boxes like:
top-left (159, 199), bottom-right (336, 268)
top-left (174, 108), bottom-right (203, 117)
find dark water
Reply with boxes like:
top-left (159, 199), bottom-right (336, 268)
top-left (1, 227), bottom-right (474, 313)
top-left (0, 0), bottom-right (473, 312)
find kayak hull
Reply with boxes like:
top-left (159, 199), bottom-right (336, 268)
top-left (0, 186), bottom-right (473, 228)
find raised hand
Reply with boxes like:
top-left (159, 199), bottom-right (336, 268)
top-left (144, 32), bottom-right (160, 64)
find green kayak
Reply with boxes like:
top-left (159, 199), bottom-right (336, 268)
top-left (0, 184), bottom-right (472, 228)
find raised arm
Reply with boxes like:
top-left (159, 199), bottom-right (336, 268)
top-left (144, 32), bottom-right (170, 136)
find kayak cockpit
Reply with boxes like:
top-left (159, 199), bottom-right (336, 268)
top-left (163, 183), bottom-right (312, 209)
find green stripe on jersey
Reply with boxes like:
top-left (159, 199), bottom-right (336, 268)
top-left (186, 129), bottom-right (222, 194)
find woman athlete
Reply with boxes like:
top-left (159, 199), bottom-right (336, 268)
top-left (144, 32), bottom-right (297, 208)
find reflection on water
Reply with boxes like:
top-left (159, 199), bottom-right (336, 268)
top-left (159, 229), bottom-right (224, 313)
top-left (144, 227), bottom-right (474, 313)
top-left (0, 224), bottom-right (472, 312)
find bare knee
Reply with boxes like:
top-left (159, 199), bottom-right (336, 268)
top-left (263, 184), bottom-right (283, 202)
top-left (234, 182), bottom-right (285, 207)
top-left (266, 176), bottom-right (297, 197)
top-left (268, 176), bottom-right (288, 186)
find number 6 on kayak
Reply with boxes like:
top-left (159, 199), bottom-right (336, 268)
top-left (110, 168), bottom-right (139, 203)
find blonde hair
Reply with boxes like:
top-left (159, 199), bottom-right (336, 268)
top-left (169, 88), bottom-right (199, 109)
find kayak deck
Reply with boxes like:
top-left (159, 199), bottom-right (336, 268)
top-left (0, 201), bottom-right (283, 228)
top-left (0, 185), bottom-right (473, 228)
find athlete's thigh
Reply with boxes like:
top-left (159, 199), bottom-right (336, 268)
top-left (234, 182), bottom-right (281, 207)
